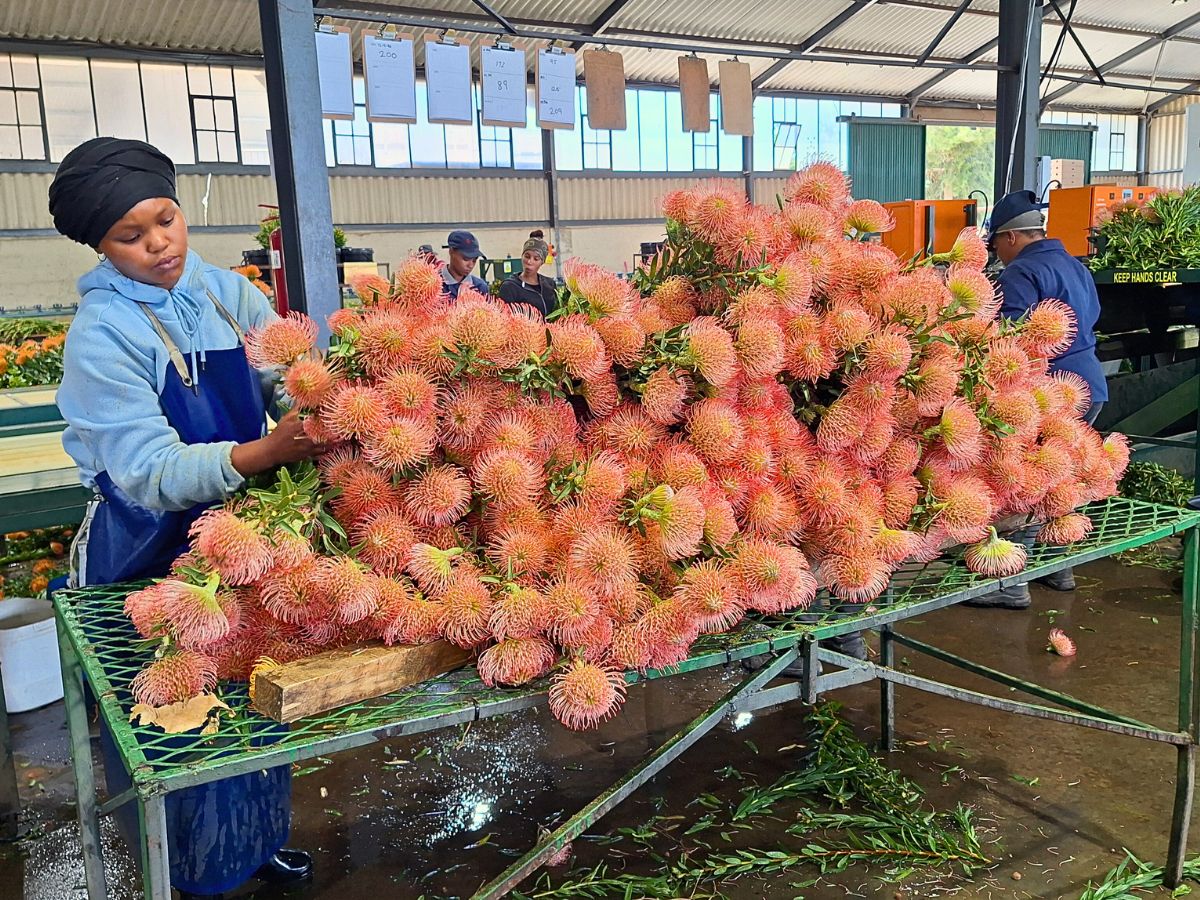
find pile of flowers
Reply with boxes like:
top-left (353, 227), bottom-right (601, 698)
top-left (121, 165), bottom-right (1130, 730)
top-left (232, 264), bottom-right (274, 299)
top-left (0, 333), bottom-right (65, 389)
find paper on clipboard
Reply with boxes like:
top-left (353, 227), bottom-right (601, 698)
top-left (480, 43), bottom-right (527, 127)
top-left (363, 34), bottom-right (416, 123)
top-left (425, 38), bottom-right (473, 124)
top-left (315, 28), bottom-right (354, 120)
top-left (536, 48), bottom-right (575, 129)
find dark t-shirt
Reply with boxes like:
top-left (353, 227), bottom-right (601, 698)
top-left (499, 274), bottom-right (559, 318)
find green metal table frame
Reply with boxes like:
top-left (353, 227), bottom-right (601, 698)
top-left (51, 498), bottom-right (1200, 898)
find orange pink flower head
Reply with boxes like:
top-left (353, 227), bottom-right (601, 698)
top-left (246, 312), bottom-right (319, 367)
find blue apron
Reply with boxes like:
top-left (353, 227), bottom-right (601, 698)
top-left (87, 290), bottom-right (291, 895)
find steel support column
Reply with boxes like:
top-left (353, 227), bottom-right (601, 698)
top-left (0, 671), bottom-right (18, 841)
top-left (257, 0), bottom-right (341, 341)
top-left (1137, 114), bottom-right (1150, 182)
top-left (542, 128), bottom-right (562, 282)
top-left (994, 0), bottom-right (1042, 200)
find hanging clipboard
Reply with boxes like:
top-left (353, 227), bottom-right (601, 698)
top-left (536, 46), bottom-right (576, 130)
top-left (424, 35), bottom-right (474, 125)
top-left (314, 25), bottom-right (354, 120)
top-left (718, 59), bottom-right (754, 137)
top-left (480, 40), bottom-right (528, 127)
top-left (363, 32), bottom-right (417, 123)
top-left (583, 49), bottom-right (626, 131)
top-left (678, 56), bottom-right (712, 133)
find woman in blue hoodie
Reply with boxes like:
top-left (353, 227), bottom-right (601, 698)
top-left (49, 138), bottom-right (317, 896)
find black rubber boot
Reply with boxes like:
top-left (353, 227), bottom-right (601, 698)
top-left (820, 631), bottom-right (868, 661)
top-left (254, 848), bottom-right (314, 885)
top-left (963, 583), bottom-right (1032, 609)
top-left (1036, 569), bottom-right (1076, 591)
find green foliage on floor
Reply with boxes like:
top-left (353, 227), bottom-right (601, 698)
top-left (1078, 850), bottom-right (1200, 898)
top-left (516, 703), bottom-right (990, 899)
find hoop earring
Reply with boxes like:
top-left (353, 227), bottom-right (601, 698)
top-left (97, 253), bottom-right (106, 262)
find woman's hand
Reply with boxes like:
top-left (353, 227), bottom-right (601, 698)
top-left (230, 409), bottom-right (322, 478)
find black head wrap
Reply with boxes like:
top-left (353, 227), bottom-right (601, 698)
top-left (48, 138), bottom-right (178, 249)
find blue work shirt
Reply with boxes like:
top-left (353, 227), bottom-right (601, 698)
top-left (998, 238), bottom-right (1108, 403)
top-left (441, 266), bottom-right (489, 299)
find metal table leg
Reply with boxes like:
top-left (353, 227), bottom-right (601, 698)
top-left (0, 665), bottom-right (20, 841)
top-left (56, 617), bottom-right (107, 898)
top-left (472, 647), bottom-right (799, 899)
top-left (139, 792), bottom-right (171, 900)
top-left (1167, 525), bottom-right (1200, 888)
top-left (879, 622), bottom-right (896, 752)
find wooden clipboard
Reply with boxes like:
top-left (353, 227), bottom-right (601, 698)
top-left (678, 56), bottom-right (712, 133)
top-left (583, 49), bottom-right (626, 131)
top-left (424, 35), bottom-right (474, 125)
top-left (536, 47), bottom-right (576, 130)
top-left (315, 25), bottom-right (354, 121)
top-left (363, 31), bottom-right (417, 124)
top-left (718, 59), bottom-right (754, 137)
top-left (479, 38), bottom-right (528, 128)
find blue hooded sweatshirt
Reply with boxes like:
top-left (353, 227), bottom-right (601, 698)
top-left (998, 238), bottom-right (1108, 404)
top-left (57, 250), bottom-right (278, 512)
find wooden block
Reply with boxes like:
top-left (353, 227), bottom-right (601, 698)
top-left (251, 640), bottom-right (473, 723)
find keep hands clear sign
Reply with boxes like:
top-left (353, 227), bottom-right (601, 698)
top-left (363, 34), bottom-right (416, 123)
top-left (537, 48), bottom-right (575, 129)
top-left (481, 44), bottom-right (527, 127)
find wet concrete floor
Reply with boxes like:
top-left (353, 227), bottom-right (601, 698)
top-left (0, 551), bottom-right (1192, 899)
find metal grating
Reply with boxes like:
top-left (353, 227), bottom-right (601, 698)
top-left (54, 496), bottom-right (1200, 790)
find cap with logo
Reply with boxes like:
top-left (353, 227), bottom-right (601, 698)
top-left (445, 230), bottom-right (483, 259)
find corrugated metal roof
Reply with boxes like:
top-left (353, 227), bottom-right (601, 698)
top-left (2, 0), bottom-right (1200, 110)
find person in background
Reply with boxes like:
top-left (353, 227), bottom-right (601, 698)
top-left (441, 229), bottom-right (490, 299)
top-left (48, 137), bottom-right (317, 897)
top-left (530, 228), bottom-right (556, 268)
top-left (499, 237), bottom-right (559, 318)
top-left (416, 243), bottom-right (442, 269)
top-left (967, 190), bottom-right (1108, 610)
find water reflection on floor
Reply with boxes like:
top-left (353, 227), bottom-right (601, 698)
top-left (0, 554), bottom-right (1192, 899)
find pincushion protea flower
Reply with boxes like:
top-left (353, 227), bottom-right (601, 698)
top-left (284, 358), bottom-right (338, 410)
top-left (842, 199), bottom-right (894, 236)
top-left (190, 510), bottom-right (273, 586)
top-left (784, 161), bottom-right (850, 209)
top-left (1038, 513), bottom-right (1093, 545)
top-left (478, 637), bottom-right (558, 687)
top-left (1047, 628), bottom-right (1076, 657)
top-left (963, 528), bottom-right (1027, 577)
top-left (549, 658), bottom-right (627, 731)
top-left (131, 649), bottom-right (218, 707)
top-left (245, 312), bottom-right (319, 367)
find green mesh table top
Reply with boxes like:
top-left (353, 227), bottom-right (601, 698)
top-left (53, 497), bottom-right (1200, 792)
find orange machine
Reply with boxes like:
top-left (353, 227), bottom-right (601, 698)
top-left (1046, 185), bottom-right (1159, 258)
top-left (882, 199), bottom-right (979, 260)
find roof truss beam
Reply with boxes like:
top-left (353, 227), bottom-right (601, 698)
top-left (1040, 8), bottom-right (1200, 105)
top-left (751, 0), bottom-right (881, 89)
top-left (916, 0), bottom-right (972, 66)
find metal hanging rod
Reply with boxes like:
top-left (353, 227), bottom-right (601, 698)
top-left (317, 5), bottom-right (1012, 72)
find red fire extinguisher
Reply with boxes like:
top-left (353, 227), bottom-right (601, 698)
top-left (269, 225), bottom-right (289, 315)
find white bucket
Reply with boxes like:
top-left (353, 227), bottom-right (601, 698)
top-left (0, 598), bottom-right (64, 712)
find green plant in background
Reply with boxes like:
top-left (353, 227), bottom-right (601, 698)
top-left (518, 704), bottom-right (989, 899)
top-left (1119, 461), bottom-right (1194, 508)
top-left (255, 216), bottom-right (348, 250)
top-left (1088, 186), bottom-right (1200, 272)
top-left (0, 318), bottom-right (67, 345)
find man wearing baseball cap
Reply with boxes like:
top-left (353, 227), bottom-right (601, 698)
top-left (441, 229), bottom-right (490, 299)
top-left (967, 190), bottom-right (1107, 608)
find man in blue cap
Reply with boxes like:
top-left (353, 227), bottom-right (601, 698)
top-left (967, 191), bottom-right (1108, 609)
top-left (441, 229), bottom-right (490, 299)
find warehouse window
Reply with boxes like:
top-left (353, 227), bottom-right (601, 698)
top-left (326, 76), bottom-right (373, 167)
top-left (1109, 131), bottom-right (1125, 171)
top-left (477, 86), bottom-right (513, 168)
top-left (188, 64), bottom-right (240, 163)
top-left (580, 89), bottom-right (612, 169)
top-left (91, 60), bottom-right (146, 142)
top-left (693, 94), bottom-right (719, 170)
top-left (0, 54), bottom-right (47, 160)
